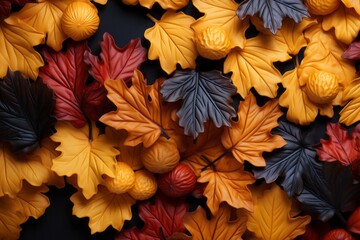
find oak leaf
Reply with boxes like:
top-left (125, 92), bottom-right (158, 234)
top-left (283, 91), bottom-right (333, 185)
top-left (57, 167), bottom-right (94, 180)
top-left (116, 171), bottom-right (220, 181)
top-left (13, 0), bottom-right (74, 51)
top-left (191, 0), bottom-right (248, 49)
top-left (340, 78), bottom-right (360, 126)
top-left (244, 184), bottom-right (311, 240)
top-left (224, 33), bottom-right (291, 98)
top-left (71, 186), bottom-right (135, 234)
top-left (160, 70), bottom-right (237, 139)
top-left (84, 33), bottom-right (147, 84)
top-left (322, 4), bottom-right (360, 44)
top-left (221, 94), bottom-right (286, 167)
top-left (0, 16), bottom-right (44, 79)
top-left (117, 195), bottom-right (189, 239)
top-left (100, 70), bottom-right (177, 147)
top-left (144, 11), bottom-right (197, 74)
top-left (347, 207), bottom-right (360, 234)
top-left (0, 184), bottom-right (49, 239)
top-left (184, 205), bottom-right (247, 240)
top-left (51, 121), bottom-right (119, 199)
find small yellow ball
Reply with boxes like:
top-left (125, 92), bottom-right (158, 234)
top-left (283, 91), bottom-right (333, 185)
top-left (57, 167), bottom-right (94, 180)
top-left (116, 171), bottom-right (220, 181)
top-left (128, 170), bottom-right (157, 200)
top-left (304, 0), bottom-right (341, 15)
top-left (305, 71), bottom-right (339, 104)
top-left (103, 162), bottom-right (135, 194)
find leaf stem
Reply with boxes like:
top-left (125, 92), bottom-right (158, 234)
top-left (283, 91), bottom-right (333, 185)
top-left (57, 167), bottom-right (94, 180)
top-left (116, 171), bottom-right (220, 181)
top-left (146, 14), bottom-right (158, 23)
top-left (160, 128), bottom-right (170, 140)
top-left (293, 55), bottom-right (300, 68)
top-left (201, 150), bottom-right (229, 172)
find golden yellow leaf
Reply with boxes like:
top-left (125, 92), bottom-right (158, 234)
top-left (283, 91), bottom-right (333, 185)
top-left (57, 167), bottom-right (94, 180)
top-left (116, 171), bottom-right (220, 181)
top-left (340, 78), bottom-right (360, 125)
top-left (0, 143), bottom-right (49, 197)
top-left (71, 186), bottom-right (136, 234)
top-left (342, 0), bottom-right (360, 15)
top-left (224, 33), bottom-right (291, 98)
top-left (0, 184), bottom-right (49, 240)
top-left (92, 0), bottom-right (107, 4)
top-left (191, 0), bottom-right (248, 49)
top-left (139, 0), bottom-right (188, 10)
top-left (184, 205), bottom-right (247, 240)
top-left (279, 69), bottom-right (318, 125)
top-left (322, 4), bottom-right (360, 44)
top-left (245, 184), bottom-right (311, 240)
top-left (51, 121), bottom-right (119, 199)
top-left (144, 11), bottom-right (197, 74)
top-left (0, 16), bottom-right (44, 80)
top-left (221, 94), bottom-right (286, 167)
top-left (13, 0), bottom-right (74, 51)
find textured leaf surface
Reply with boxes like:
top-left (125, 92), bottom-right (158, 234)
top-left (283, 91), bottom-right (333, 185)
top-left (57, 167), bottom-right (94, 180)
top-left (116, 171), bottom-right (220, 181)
top-left (237, 0), bottom-right (309, 34)
top-left (0, 16), bottom-right (44, 79)
top-left (71, 186), bottom-right (135, 234)
top-left (224, 33), bottom-right (290, 98)
top-left (342, 41), bottom-right (360, 60)
top-left (297, 162), bottom-right (360, 221)
top-left (14, 0), bottom-right (74, 50)
top-left (347, 207), bottom-right (360, 234)
top-left (40, 41), bottom-right (108, 127)
top-left (221, 94), bottom-right (286, 167)
top-left (245, 184), bottom-right (311, 240)
top-left (0, 184), bottom-right (49, 239)
top-left (184, 205), bottom-right (247, 240)
top-left (144, 11), bottom-right (197, 74)
top-left (161, 70), bottom-right (236, 139)
top-left (254, 118), bottom-right (324, 197)
top-left (117, 195), bottom-right (189, 239)
top-left (84, 33), bottom-right (147, 84)
top-left (342, 0), bottom-right (360, 15)
top-left (0, 71), bottom-right (55, 153)
top-left (51, 122), bottom-right (119, 199)
top-left (191, 0), bottom-right (248, 49)
top-left (340, 79), bottom-right (360, 125)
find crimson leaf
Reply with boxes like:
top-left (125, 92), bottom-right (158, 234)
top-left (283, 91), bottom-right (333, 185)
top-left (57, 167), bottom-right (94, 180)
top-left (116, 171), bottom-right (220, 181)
top-left (160, 70), bottom-right (236, 139)
top-left (297, 162), bottom-right (360, 222)
top-left (84, 32), bottom-right (147, 84)
top-left (253, 118), bottom-right (325, 197)
top-left (0, 0), bottom-right (32, 20)
top-left (116, 195), bottom-right (189, 239)
top-left (0, 71), bottom-right (55, 153)
top-left (237, 0), bottom-right (309, 34)
top-left (342, 41), bottom-right (360, 60)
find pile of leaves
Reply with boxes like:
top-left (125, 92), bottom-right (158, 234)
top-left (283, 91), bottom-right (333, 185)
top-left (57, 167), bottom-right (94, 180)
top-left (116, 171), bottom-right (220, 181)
top-left (0, 0), bottom-right (360, 239)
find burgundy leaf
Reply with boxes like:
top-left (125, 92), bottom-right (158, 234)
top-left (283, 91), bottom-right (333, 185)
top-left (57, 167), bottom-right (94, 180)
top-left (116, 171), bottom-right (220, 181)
top-left (343, 41), bottom-right (360, 60)
top-left (0, 0), bottom-right (32, 20)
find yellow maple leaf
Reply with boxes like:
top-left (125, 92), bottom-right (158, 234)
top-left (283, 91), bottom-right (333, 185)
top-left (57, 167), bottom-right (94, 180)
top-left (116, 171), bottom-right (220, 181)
top-left (0, 184), bottom-right (49, 239)
top-left (144, 11), bottom-right (197, 74)
top-left (224, 33), bottom-right (291, 98)
top-left (244, 184), bottom-right (311, 240)
top-left (140, 0), bottom-right (188, 10)
top-left (71, 186), bottom-right (136, 233)
top-left (221, 94), bottom-right (286, 167)
top-left (342, 0), bottom-right (360, 15)
top-left (13, 0), bottom-right (75, 51)
top-left (51, 121), bottom-right (119, 199)
top-left (322, 4), bottom-right (360, 44)
top-left (0, 15), bottom-right (44, 79)
top-left (191, 0), bottom-right (248, 49)
top-left (340, 78), bottom-right (360, 125)
top-left (184, 205), bottom-right (247, 240)
top-left (0, 143), bottom-right (49, 197)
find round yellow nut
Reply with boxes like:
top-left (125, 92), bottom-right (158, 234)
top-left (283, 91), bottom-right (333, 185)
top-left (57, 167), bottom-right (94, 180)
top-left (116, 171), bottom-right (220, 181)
top-left (128, 170), bottom-right (157, 200)
top-left (305, 71), bottom-right (339, 104)
top-left (195, 25), bottom-right (231, 60)
top-left (61, 2), bottom-right (100, 41)
top-left (304, 0), bottom-right (340, 15)
top-left (103, 162), bottom-right (135, 194)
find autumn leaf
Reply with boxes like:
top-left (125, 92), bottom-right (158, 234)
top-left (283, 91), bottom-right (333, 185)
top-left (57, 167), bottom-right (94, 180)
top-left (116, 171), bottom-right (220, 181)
top-left (342, 41), bottom-right (360, 60)
top-left (221, 94), bottom-right (286, 167)
top-left (317, 123), bottom-right (359, 167)
top-left (342, 0), bottom-right (360, 15)
top-left (0, 71), bottom-right (55, 153)
top-left (297, 162), bottom-right (360, 221)
top-left (347, 207), bottom-right (360, 234)
top-left (0, 16), bottom-right (44, 79)
top-left (340, 79), bottom-right (360, 126)
top-left (237, 0), bottom-right (309, 34)
top-left (161, 70), bottom-right (237, 139)
top-left (224, 33), bottom-right (291, 98)
top-left (0, 184), bottom-right (49, 239)
top-left (40, 41), bottom-right (109, 127)
top-left (71, 186), bottom-right (136, 234)
top-left (254, 118), bottom-right (325, 197)
top-left (244, 184), bottom-right (311, 240)
top-left (191, 0), bottom-right (248, 49)
top-left (100, 70), bottom-right (176, 147)
top-left (144, 11), bottom-right (197, 74)
top-left (0, 0), bottom-right (33, 20)
top-left (140, 0), bottom-right (188, 10)
top-left (322, 4), bottom-right (360, 44)
top-left (51, 121), bottom-right (119, 199)
top-left (117, 195), bottom-right (189, 239)
top-left (183, 205), bottom-right (247, 240)
top-left (13, 0), bottom-right (75, 51)
top-left (84, 33), bottom-right (147, 84)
